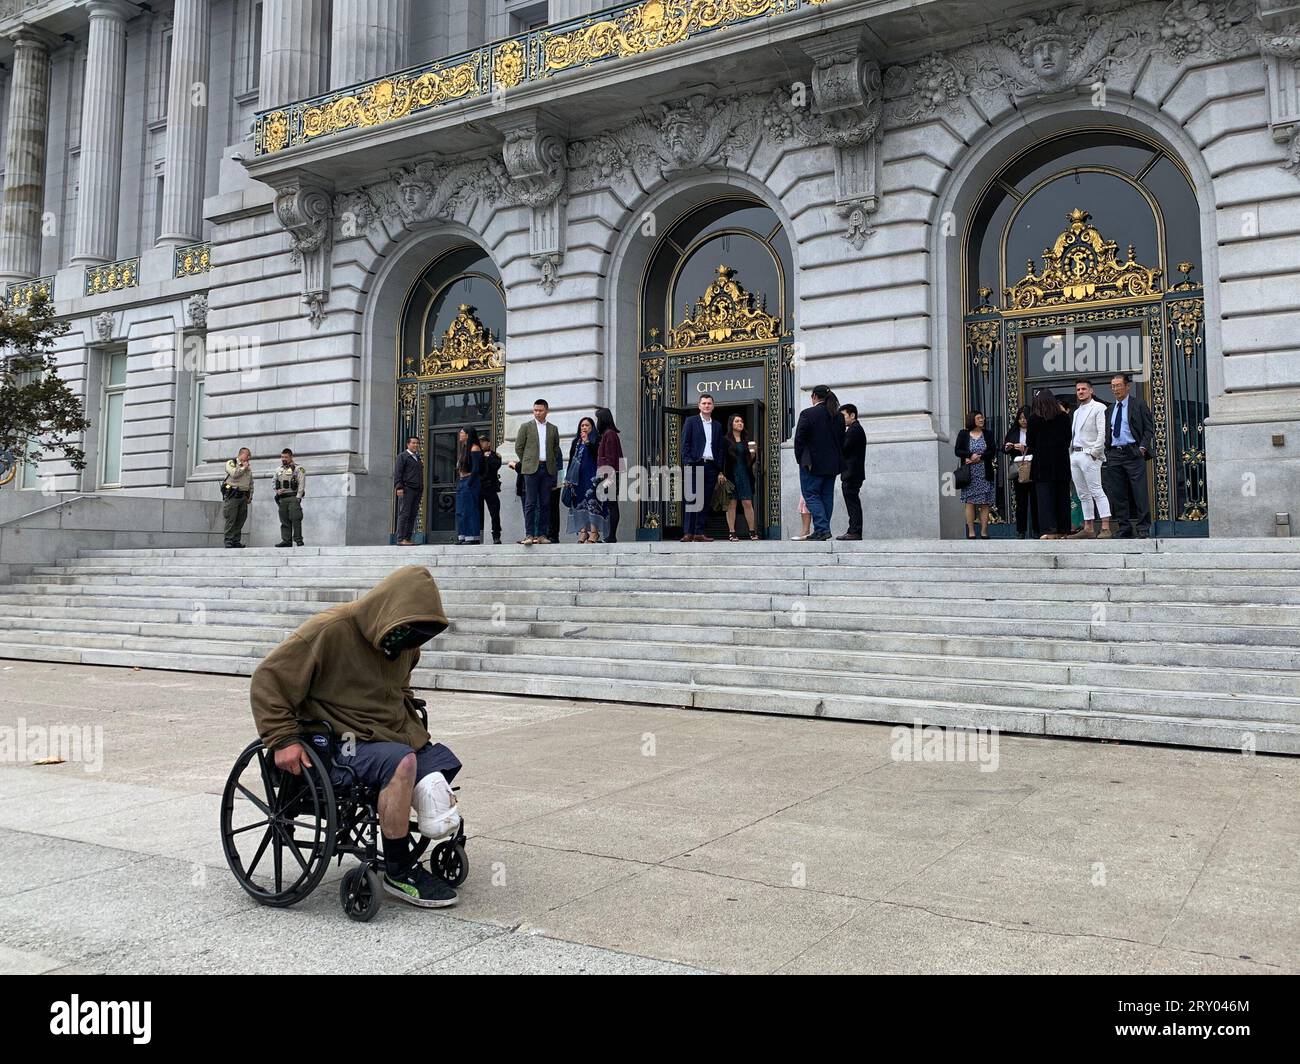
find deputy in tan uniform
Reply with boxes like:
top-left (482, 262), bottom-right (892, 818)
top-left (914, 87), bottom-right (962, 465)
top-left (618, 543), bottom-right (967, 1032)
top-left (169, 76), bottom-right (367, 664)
top-left (273, 448), bottom-right (307, 547)
top-left (222, 447), bottom-right (254, 549)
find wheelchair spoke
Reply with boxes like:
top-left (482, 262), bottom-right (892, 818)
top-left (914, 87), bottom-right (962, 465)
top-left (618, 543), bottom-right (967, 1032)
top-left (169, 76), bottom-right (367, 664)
top-left (233, 783), bottom-right (272, 818)
top-left (228, 817), bottom-right (272, 837)
top-left (256, 748), bottom-right (279, 808)
top-left (273, 823), bottom-right (311, 875)
top-left (273, 827), bottom-right (283, 892)
top-left (245, 824), bottom-right (275, 880)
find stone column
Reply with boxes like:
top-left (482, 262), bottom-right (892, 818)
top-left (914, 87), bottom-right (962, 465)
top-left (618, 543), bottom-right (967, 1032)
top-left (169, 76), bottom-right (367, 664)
top-left (156, 0), bottom-right (210, 246)
top-left (549, 0), bottom-right (602, 21)
top-left (329, 0), bottom-right (411, 89)
top-left (72, 2), bottom-right (134, 266)
top-left (0, 27), bottom-right (55, 283)
top-left (446, 0), bottom-right (488, 54)
top-left (259, 0), bottom-right (329, 108)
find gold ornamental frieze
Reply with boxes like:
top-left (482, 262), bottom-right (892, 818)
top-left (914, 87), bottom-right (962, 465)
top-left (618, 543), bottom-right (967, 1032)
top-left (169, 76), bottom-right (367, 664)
top-left (537, 0), bottom-right (788, 76)
top-left (254, 0), bottom-right (825, 154)
top-left (420, 304), bottom-right (503, 377)
top-left (667, 264), bottom-right (782, 350)
top-left (1004, 209), bottom-right (1162, 313)
top-left (299, 60), bottom-right (484, 144)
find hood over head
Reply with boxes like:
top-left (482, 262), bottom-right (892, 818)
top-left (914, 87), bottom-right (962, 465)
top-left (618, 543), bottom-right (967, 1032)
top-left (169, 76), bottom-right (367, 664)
top-left (350, 566), bottom-right (449, 654)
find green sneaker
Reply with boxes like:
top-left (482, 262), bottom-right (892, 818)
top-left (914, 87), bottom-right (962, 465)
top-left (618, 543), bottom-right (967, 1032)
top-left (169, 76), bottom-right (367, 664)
top-left (383, 864), bottom-right (458, 908)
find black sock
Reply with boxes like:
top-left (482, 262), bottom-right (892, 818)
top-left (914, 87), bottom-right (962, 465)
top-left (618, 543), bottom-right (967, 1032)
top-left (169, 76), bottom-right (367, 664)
top-left (382, 833), bottom-right (412, 876)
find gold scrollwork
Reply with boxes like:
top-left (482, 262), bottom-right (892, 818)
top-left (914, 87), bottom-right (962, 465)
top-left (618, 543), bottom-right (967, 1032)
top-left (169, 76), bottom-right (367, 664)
top-left (85, 258), bottom-right (139, 296)
top-left (667, 264), bottom-right (782, 350)
top-left (1168, 298), bottom-right (1204, 362)
top-left (641, 356), bottom-right (665, 402)
top-left (174, 242), bottom-right (211, 278)
top-left (537, 0), bottom-right (783, 75)
top-left (1004, 209), bottom-right (1162, 312)
top-left (966, 319), bottom-right (1000, 374)
top-left (263, 111), bottom-right (289, 153)
top-left (6, 275), bottom-right (53, 309)
top-left (493, 40), bottom-right (525, 88)
top-left (300, 62), bottom-right (482, 142)
top-left (419, 304), bottom-right (503, 377)
top-left (398, 382), bottom-right (418, 411)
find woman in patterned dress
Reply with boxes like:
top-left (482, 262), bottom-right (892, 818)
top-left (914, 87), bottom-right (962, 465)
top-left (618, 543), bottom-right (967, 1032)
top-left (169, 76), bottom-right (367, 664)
top-left (955, 410), bottom-right (997, 540)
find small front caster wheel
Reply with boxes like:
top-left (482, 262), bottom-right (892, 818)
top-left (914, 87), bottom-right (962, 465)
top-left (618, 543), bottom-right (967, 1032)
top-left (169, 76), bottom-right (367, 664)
top-left (340, 866), bottom-right (381, 922)
top-left (431, 842), bottom-right (468, 887)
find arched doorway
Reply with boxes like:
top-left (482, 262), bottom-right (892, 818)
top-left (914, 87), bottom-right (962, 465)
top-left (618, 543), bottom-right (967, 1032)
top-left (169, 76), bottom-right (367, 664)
top-left (637, 198), bottom-right (795, 539)
top-left (394, 246), bottom-right (506, 543)
top-left (962, 129), bottom-right (1209, 536)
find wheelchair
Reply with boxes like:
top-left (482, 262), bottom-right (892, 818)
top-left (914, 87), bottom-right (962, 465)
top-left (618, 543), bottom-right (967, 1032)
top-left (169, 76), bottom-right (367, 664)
top-left (219, 705), bottom-right (467, 922)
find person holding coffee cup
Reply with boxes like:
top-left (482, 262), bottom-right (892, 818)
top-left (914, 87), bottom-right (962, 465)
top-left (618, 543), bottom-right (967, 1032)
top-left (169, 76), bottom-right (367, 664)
top-left (722, 414), bottom-right (760, 540)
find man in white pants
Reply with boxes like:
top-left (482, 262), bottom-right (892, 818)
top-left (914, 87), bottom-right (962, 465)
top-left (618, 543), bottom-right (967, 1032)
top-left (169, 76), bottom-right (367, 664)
top-left (1068, 379), bottom-right (1113, 539)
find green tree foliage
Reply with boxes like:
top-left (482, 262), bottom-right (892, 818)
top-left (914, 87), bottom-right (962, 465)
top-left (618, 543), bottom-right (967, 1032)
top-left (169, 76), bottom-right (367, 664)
top-left (0, 293), bottom-right (87, 476)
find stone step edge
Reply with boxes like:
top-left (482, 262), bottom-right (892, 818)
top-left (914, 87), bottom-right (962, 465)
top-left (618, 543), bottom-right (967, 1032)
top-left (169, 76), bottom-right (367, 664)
top-left (2, 644), bottom-right (1294, 752)
top-left (3, 640), bottom-right (1297, 716)
top-left (3, 611), bottom-right (1299, 656)
top-left (5, 621), bottom-right (1300, 687)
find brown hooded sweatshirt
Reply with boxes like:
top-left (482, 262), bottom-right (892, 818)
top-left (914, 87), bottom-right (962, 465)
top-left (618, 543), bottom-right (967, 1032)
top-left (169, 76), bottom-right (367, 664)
top-left (250, 565), bottom-right (449, 752)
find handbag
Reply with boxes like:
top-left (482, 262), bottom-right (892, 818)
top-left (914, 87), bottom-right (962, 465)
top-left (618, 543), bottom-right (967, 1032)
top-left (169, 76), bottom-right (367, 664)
top-left (1017, 458), bottom-right (1033, 484)
top-left (711, 477), bottom-right (735, 512)
top-left (954, 463), bottom-right (972, 490)
top-left (560, 482), bottom-right (575, 509)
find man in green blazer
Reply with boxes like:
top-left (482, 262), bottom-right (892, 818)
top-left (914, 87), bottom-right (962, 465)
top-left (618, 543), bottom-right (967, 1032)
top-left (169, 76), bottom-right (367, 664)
top-left (510, 399), bottom-right (562, 543)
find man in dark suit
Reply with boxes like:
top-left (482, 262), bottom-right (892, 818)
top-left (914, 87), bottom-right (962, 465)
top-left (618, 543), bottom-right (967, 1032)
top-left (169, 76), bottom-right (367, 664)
top-left (393, 436), bottom-right (424, 545)
top-left (838, 403), bottom-right (866, 541)
top-left (1102, 373), bottom-right (1156, 538)
top-left (679, 393), bottom-right (726, 542)
top-left (793, 385), bottom-right (846, 541)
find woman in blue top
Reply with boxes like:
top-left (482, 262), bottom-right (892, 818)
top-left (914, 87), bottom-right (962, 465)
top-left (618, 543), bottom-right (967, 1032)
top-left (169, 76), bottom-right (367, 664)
top-left (564, 416), bottom-right (607, 542)
top-left (454, 427), bottom-right (483, 544)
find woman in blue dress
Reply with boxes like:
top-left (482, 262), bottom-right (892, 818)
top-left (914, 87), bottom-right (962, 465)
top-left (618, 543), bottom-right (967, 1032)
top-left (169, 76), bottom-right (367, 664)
top-left (564, 417), bottom-right (607, 542)
top-left (722, 414), bottom-right (760, 540)
top-left (454, 427), bottom-right (483, 544)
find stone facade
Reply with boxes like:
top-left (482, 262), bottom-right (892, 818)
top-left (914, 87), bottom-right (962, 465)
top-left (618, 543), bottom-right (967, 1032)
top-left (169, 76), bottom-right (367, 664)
top-left (2, 0), bottom-right (1299, 544)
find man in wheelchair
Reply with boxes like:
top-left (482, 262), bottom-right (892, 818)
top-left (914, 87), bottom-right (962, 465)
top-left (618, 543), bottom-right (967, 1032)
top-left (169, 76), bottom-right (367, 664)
top-left (250, 565), bottom-right (462, 908)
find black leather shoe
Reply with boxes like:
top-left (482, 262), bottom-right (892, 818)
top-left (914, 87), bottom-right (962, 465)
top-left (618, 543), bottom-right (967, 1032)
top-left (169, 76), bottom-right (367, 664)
top-left (836, 533), bottom-right (862, 540)
top-left (275, 541), bottom-right (291, 548)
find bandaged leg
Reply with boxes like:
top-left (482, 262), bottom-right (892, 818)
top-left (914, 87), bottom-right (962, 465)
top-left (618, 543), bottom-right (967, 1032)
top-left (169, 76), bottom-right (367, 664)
top-left (412, 771), bottom-right (461, 840)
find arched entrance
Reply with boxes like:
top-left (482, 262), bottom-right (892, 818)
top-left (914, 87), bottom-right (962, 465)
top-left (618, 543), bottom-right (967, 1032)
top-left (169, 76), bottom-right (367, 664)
top-left (393, 246), bottom-right (506, 543)
top-left (961, 129), bottom-right (1209, 536)
top-left (636, 198), bottom-right (795, 539)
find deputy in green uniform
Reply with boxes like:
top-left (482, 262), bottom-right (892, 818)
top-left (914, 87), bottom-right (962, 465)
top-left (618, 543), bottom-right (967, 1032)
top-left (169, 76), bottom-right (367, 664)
top-left (222, 447), bottom-right (254, 549)
top-left (273, 448), bottom-right (307, 547)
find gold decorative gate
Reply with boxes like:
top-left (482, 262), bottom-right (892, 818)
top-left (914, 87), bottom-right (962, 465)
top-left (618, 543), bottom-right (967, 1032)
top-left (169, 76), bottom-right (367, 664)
top-left (963, 209), bottom-right (1208, 533)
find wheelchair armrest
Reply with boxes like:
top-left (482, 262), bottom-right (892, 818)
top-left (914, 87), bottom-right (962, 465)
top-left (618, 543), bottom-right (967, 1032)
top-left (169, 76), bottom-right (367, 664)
top-left (298, 718), bottom-right (336, 739)
top-left (407, 697), bottom-right (428, 728)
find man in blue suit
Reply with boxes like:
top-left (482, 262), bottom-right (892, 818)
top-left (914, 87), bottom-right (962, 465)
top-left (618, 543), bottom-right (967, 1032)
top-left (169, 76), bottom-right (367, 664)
top-left (680, 393), bottom-right (727, 542)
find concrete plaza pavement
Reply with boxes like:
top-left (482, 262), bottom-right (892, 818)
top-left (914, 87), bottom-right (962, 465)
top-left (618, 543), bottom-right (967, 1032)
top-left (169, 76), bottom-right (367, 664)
top-left (0, 660), bottom-right (1297, 975)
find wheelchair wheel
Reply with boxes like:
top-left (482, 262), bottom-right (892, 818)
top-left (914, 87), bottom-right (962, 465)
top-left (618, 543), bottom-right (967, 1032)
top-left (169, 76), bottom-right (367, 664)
top-left (430, 841), bottom-right (468, 887)
top-left (220, 739), bottom-right (336, 907)
top-left (339, 866), bottom-right (381, 922)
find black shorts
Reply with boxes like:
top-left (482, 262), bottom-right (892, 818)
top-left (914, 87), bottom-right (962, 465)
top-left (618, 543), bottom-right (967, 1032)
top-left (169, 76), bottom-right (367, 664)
top-left (329, 740), bottom-right (461, 791)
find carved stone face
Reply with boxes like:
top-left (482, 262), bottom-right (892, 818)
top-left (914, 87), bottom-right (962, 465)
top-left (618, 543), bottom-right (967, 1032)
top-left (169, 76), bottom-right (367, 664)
top-left (660, 112), bottom-right (698, 163)
top-left (398, 179), bottom-right (429, 216)
top-left (1031, 39), bottom-right (1068, 82)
